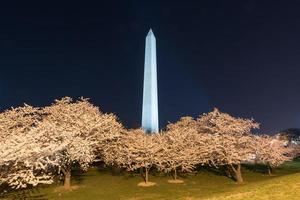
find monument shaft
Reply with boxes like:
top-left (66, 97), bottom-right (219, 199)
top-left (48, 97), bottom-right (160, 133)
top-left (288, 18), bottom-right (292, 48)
top-left (142, 29), bottom-right (159, 133)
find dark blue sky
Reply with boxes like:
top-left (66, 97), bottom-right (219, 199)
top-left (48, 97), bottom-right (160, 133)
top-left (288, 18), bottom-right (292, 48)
top-left (0, 1), bottom-right (300, 133)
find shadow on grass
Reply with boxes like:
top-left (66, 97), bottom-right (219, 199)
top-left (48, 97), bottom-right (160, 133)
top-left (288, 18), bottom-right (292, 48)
top-left (1, 168), bottom-right (88, 200)
top-left (195, 165), bottom-right (237, 182)
top-left (1, 185), bottom-right (49, 200)
top-left (243, 163), bottom-right (269, 174)
top-left (71, 169), bottom-right (86, 185)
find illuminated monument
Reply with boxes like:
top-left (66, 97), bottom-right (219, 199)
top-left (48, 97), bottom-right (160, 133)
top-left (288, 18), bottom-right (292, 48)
top-left (142, 29), bottom-right (159, 133)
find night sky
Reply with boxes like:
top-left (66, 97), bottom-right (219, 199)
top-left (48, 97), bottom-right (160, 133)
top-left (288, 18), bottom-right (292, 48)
top-left (0, 1), bottom-right (300, 133)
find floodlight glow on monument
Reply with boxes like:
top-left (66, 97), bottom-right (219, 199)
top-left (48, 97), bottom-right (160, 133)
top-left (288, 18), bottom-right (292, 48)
top-left (142, 29), bottom-right (159, 133)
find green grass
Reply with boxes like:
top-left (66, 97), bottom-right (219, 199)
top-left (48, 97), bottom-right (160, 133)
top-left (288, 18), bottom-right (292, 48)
top-left (1, 161), bottom-right (300, 200)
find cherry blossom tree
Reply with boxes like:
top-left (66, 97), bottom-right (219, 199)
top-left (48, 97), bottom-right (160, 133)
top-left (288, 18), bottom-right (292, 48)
top-left (274, 131), bottom-right (300, 158)
top-left (156, 117), bottom-right (212, 183)
top-left (253, 135), bottom-right (292, 175)
top-left (40, 97), bottom-right (123, 189)
top-left (0, 97), bottom-right (123, 189)
top-left (196, 108), bottom-right (259, 183)
top-left (103, 129), bottom-right (162, 186)
top-left (210, 134), bottom-right (255, 183)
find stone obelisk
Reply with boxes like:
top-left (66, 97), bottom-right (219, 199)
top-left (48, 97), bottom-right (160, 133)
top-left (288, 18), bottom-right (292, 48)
top-left (142, 29), bottom-right (159, 133)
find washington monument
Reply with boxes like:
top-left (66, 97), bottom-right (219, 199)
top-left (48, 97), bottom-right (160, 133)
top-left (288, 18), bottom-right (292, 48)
top-left (142, 29), bottom-right (159, 133)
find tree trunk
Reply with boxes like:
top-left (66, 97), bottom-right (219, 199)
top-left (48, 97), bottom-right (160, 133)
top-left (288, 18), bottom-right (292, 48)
top-left (140, 168), bottom-right (146, 182)
top-left (235, 164), bottom-right (243, 183)
top-left (145, 167), bottom-right (149, 183)
top-left (254, 158), bottom-right (258, 172)
top-left (267, 165), bottom-right (272, 176)
top-left (64, 168), bottom-right (71, 189)
top-left (174, 168), bottom-right (177, 180)
top-left (229, 164), bottom-right (243, 184)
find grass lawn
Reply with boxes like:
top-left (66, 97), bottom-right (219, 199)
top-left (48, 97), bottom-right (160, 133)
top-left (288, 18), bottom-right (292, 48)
top-left (1, 161), bottom-right (300, 200)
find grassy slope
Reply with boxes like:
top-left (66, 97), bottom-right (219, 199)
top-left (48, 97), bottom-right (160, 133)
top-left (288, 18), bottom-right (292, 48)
top-left (2, 161), bottom-right (300, 200)
top-left (204, 173), bottom-right (300, 200)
